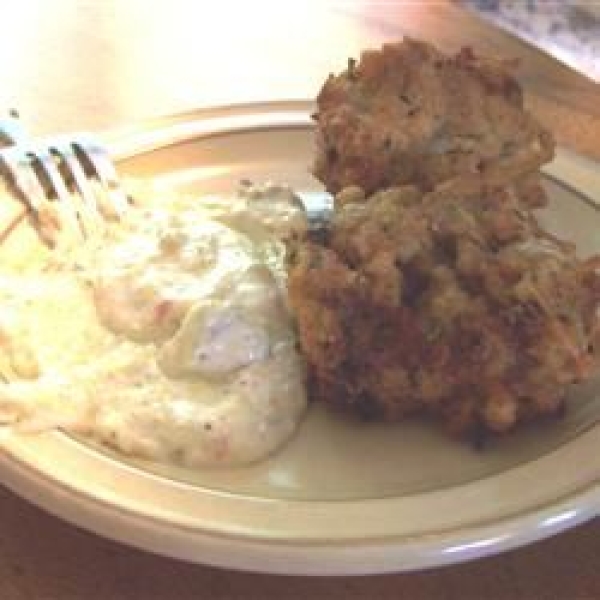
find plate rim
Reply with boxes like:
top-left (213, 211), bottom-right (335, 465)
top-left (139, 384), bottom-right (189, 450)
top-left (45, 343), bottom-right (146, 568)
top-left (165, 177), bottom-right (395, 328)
top-left (0, 443), bottom-right (597, 575)
top-left (0, 100), bottom-right (598, 575)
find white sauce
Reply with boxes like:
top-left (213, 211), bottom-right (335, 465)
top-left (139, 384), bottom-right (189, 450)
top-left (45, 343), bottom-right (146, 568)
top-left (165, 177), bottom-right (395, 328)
top-left (0, 182), bottom-right (308, 467)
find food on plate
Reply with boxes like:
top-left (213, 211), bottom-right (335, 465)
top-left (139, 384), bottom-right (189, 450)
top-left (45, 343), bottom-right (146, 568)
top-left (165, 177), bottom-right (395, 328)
top-left (0, 182), bottom-right (308, 467)
top-left (312, 38), bottom-right (554, 207)
top-left (0, 35), bottom-right (596, 466)
top-left (287, 180), bottom-right (600, 438)
top-left (287, 37), bottom-right (599, 441)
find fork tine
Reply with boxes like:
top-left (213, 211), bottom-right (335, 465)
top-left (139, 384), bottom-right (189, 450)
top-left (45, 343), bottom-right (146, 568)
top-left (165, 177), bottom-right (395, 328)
top-left (0, 147), bottom-right (48, 213)
top-left (30, 147), bottom-right (85, 243)
top-left (49, 141), bottom-right (104, 237)
top-left (72, 134), bottom-right (129, 218)
top-left (34, 146), bottom-right (71, 201)
top-left (0, 147), bottom-right (81, 246)
top-left (0, 147), bottom-right (61, 246)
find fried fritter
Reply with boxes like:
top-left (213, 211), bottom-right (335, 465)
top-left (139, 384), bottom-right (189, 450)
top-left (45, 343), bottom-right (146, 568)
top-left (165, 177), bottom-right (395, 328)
top-left (313, 39), bottom-right (554, 206)
top-left (287, 182), bottom-right (600, 437)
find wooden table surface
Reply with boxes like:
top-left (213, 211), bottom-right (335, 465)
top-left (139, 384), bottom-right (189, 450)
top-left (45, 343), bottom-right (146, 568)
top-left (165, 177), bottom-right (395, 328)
top-left (0, 1), bottom-right (598, 598)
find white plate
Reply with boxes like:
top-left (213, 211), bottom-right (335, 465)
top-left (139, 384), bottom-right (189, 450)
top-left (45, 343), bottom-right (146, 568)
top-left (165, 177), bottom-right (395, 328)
top-left (0, 101), bottom-right (598, 575)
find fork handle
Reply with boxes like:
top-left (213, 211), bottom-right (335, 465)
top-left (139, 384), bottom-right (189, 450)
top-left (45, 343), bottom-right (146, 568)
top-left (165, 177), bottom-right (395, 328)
top-left (0, 111), bottom-right (28, 148)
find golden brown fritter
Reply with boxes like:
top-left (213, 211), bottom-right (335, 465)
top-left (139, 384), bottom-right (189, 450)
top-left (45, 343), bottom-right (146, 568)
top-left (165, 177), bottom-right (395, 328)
top-left (287, 182), bottom-right (600, 438)
top-left (313, 39), bottom-right (554, 206)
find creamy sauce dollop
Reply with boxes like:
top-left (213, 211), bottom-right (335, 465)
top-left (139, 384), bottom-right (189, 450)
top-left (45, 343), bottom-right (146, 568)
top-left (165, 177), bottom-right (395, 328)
top-left (0, 182), bottom-right (308, 467)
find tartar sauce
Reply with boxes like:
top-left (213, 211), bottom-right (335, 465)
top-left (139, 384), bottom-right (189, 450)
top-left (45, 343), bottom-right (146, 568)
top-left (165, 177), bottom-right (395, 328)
top-left (0, 181), bottom-right (308, 467)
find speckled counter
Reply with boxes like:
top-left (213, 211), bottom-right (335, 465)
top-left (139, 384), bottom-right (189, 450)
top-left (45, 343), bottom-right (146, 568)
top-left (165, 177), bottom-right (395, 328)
top-left (461, 0), bottom-right (600, 81)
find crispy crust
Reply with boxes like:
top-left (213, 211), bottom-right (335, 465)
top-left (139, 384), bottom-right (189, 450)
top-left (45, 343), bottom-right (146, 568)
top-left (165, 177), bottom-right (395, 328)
top-left (313, 39), bottom-right (554, 205)
top-left (287, 182), bottom-right (600, 438)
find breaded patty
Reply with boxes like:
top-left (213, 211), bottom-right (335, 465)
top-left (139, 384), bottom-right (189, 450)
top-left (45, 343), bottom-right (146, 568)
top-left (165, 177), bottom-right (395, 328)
top-left (313, 39), bottom-right (554, 206)
top-left (287, 182), bottom-right (600, 438)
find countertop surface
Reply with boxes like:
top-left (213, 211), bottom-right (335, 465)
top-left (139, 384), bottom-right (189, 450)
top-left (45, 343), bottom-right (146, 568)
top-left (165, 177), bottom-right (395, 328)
top-left (461, 0), bottom-right (600, 81)
top-left (0, 1), bottom-right (598, 598)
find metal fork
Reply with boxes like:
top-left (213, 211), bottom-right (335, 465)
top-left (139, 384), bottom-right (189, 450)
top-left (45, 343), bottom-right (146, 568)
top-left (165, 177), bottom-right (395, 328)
top-left (0, 111), bottom-right (129, 247)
